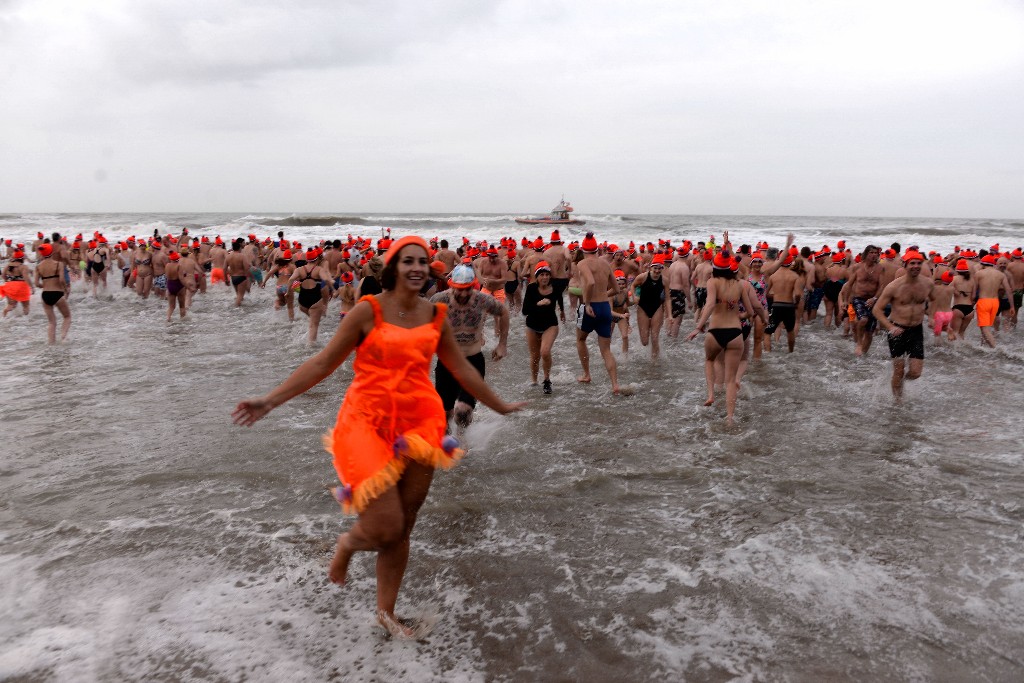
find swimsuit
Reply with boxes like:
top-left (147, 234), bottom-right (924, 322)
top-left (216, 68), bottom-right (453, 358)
top-left (522, 282), bottom-right (559, 333)
top-left (932, 311), bottom-right (953, 335)
top-left (231, 275), bottom-right (247, 288)
top-left (887, 322), bottom-right (925, 359)
top-left (953, 303), bottom-right (974, 316)
top-left (297, 267), bottom-right (323, 308)
top-left (709, 327), bottom-right (743, 347)
top-left (804, 286), bottom-right (825, 312)
top-left (483, 286), bottom-right (507, 303)
top-left (852, 297), bottom-right (878, 331)
top-left (324, 295), bottom-right (459, 514)
top-left (694, 287), bottom-right (708, 309)
top-left (577, 301), bottom-right (613, 338)
top-left (670, 289), bottom-right (686, 317)
top-left (435, 351), bottom-right (485, 412)
top-left (975, 297), bottom-right (999, 327)
top-left (747, 274), bottom-right (768, 310)
top-left (41, 290), bottom-right (64, 306)
top-left (823, 279), bottom-right (844, 303)
top-left (768, 301), bottom-right (797, 333)
top-left (637, 275), bottom-right (664, 318)
top-left (167, 278), bottom-right (183, 296)
top-left (153, 274), bottom-right (167, 290)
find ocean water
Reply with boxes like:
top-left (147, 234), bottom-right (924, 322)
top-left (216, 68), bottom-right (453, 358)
top-left (1, 212), bottom-right (1023, 682)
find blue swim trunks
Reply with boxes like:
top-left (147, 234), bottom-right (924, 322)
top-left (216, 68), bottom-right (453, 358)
top-left (577, 301), bottom-right (613, 338)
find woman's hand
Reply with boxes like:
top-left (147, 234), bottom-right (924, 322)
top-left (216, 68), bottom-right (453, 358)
top-left (687, 329), bottom-right (701, 341)
top-left (232, 396), bottom-right (276, 426)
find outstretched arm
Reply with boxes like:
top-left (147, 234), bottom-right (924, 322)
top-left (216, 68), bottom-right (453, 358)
top-left (437, 322), bottom-right (525, 414)
top-left (232, 301), bottom-right (373, 426)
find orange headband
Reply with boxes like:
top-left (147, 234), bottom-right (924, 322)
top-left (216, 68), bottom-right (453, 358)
top-left (383, 235), bottom-right (430, 265)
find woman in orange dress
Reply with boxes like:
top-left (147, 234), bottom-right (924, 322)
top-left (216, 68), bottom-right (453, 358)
top-left (233, 235), bottom-right (524, 636)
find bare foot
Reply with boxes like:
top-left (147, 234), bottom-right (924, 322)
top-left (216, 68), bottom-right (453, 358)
top-left (328, 533), bottom-right (353, 585)
top-left (376, 609), bottom-right (417, 639)
top-left (577, 375), bottom-right (592, 383)
top-left (703, 395), bottom-right (715, 406)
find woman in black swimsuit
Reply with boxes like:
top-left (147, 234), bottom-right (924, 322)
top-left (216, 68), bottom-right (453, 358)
top-left (289, 249), bottom-right (334, 344)
top-left (632, 254), bottom-right (670, 360)
top-left (949, 260), bottom-right (976, 340)
top-left (521, 261), bottom-right (560, 393)
top-left (688, 252), bottom-right (763, 424)
top-left (33, 243), bottom-right (71, 343)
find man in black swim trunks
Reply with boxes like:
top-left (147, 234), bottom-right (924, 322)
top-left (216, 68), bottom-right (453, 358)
top-left (873, 250), bottom-right (933, 399)
top-left (430, 264), bottom-right (509, 430)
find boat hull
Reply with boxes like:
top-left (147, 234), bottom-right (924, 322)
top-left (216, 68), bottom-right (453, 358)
top-left (514, 218), bottom-right (586, 225)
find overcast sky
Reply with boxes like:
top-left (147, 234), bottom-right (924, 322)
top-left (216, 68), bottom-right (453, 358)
top-left (2, 0), bottom-right (1023, 217)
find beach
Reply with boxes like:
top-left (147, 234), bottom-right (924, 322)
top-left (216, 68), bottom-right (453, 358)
top-left (2, 211), bottom-right (1023, 681)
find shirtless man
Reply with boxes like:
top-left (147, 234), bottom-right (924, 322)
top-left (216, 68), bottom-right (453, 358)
top-left (226, 239), bottom-right (254, 307)
top-left (209, 238), bottom-right (229, 286)
top-left (804, 250), bottom-right (828, 323)
top-left (974, 255), bottom-right (1016, 347)
top-left (435, 240), bottom-right (457, 274)
top-left (665, 248), bottom-right (692, 338)
top-left (477, 247), bottom-right (507, 304)
top-left (846, 245), bottom-right (882, 356)
top-left (575, 233), bottom-right (621, 393)
top-left (872, 251), bottom-right (933, 398)
top-left (691, 252), bottom-right (713, 322)
top-left (545, 231), bottom-right (571, 322)
top-left (1007, 249), bottom-right (1024, 327)
top-left (823, 252), bottom-right (850, 330)
top-left (765, 254), bottom-right (803, 352)
top-left (178, 247), bottom-right (202, 309)
top-left (151, 240), bottom-right (169, 300)
top-left (518, 238), bottom-right (546, 286)
top-left (430, 263), bottom-right (509, 429)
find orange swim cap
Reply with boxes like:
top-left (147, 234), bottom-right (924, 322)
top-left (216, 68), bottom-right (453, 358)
top-left (902, 249), bottom-right (925, 263)
top-left (168, 251), bottom-right (180, 261)
top-left (941, 271), bottom-right (954, 283)
top-left (955, 259), bottom-right (969, 271)
top-left (38, 243), bottom-right (53, 257)
top-left (581, 233), bottom-right (598, 252)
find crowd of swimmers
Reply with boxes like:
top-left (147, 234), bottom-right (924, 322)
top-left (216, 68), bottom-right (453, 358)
top-left (3, 228), bottom-right (1022, 420)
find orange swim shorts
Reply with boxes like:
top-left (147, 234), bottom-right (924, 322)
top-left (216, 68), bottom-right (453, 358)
top-left (210, 267), bottom-right (226, 284)
top-left (975, 297), bottom-right (998, 327)
top-left (484, 287), bottom-right (507, 303)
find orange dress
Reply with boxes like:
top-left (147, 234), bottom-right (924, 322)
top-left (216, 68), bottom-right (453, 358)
top-left (324, 295), bottom-right (463, 513)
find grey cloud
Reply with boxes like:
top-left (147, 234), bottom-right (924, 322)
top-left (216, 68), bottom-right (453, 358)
top-left (93, 0), bottom-right (497, 84)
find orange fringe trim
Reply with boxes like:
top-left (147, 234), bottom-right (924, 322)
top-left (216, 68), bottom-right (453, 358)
top-left (400, 434), bottom-right (464, 470)
top-left (322, 431), bottom-right (464, 514)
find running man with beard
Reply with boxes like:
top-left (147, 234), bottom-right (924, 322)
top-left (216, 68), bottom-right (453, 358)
top-left (430, 263), bottom-right (509, 429)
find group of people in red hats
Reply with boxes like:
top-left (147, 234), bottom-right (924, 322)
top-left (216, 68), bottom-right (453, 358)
top-left (4, 227), bottom-right (1021, 406)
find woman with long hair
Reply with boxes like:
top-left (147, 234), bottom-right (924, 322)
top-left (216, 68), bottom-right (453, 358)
top-left (233, 236), bottom-right (524, 637)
